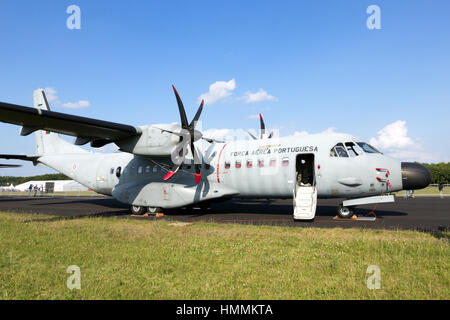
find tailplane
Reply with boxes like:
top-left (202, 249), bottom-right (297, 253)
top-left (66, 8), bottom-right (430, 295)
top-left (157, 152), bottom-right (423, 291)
top-left (34, 89), bottom-right (88, 155)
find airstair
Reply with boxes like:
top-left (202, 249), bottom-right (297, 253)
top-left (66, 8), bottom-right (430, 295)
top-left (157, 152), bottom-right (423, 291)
top-left (293, 185), bottom-right (317, 221)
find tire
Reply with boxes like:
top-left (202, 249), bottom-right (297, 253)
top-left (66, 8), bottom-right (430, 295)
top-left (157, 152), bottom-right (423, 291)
top-left (337, 205), bottom-right (354, 219)
top-left (147, 207), bottom-right (162, 215)
top-left (130, 205), bottom-right (147, 215)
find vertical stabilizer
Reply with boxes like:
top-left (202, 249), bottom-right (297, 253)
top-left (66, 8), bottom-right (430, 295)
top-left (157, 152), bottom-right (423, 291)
top-left (34, 89), bottom-right (87, 155)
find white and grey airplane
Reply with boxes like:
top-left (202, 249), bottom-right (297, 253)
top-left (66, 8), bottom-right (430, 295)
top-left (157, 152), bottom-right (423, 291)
top-left (0, 88), bottom-right (431, 219)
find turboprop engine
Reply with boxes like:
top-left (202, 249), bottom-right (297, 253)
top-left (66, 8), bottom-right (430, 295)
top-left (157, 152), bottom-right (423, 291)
top-left (115, 123), bottom-right (183, 157)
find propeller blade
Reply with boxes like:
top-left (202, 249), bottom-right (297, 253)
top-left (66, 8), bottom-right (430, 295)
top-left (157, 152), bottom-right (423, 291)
top-left (189, 100), bottom-right (204, 128)
top-left (191, 140), bottom-right (202, 184)
top-left (259, 113), bottom-right (265, 139)
top-left (172, 85), bottom-right (189, 129)
top-left (248, 131), bottom-right (257, 140)
top-left (163, 164), bottom-right (181, 181)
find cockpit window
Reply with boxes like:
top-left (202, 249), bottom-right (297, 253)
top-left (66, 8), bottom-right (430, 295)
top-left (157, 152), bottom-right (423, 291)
top-left (356, 142), bottom-right (382, 154)
top-left (345, 142), bottom-right (360, 157)
top-left (330, 143), bottom-right (349, 157)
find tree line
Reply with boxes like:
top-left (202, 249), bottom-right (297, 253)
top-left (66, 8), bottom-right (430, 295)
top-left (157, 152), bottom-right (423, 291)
top-left (422, 162), bottom-right (450, 184)
top-left (0, 173), bottom-right (69, 186)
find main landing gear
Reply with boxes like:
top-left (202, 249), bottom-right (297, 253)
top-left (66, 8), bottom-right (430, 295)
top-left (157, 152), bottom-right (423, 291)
top-left (130, 206), bottom-right (163, 215)
top-left (337, 205), bottom-right (355, 219)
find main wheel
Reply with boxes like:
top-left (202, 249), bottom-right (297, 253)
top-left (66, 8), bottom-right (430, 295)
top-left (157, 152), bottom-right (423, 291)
top-left (337, 205), bottom-right (354, 218)
top-left (131, 205), bottom-right (147, 215)
top-left (147, 207), bottom-right (163, 215)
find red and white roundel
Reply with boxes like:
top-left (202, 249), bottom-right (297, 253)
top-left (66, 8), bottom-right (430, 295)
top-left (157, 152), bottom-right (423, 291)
top-left (72, 164), bottom-right (77, 170)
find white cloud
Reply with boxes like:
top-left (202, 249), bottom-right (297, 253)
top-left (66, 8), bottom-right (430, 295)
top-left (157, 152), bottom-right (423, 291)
top-left (43, 87), bottom-right (91, 109)
top-left (202, 128), bottom-right (235, 141)
top-left (62, 100), bottom-right (91, 109)
top-left (370, 120), bottom-right (414, 150)
top-left (198, 79), bottom-right (236, 105)
top-left (321, 127), bottom-right (336, 134)
top-left (44, 87), bottom-right (59, 104)
top-left (369, 120), bottom-right (443, 162)
top-left (244, 89), bottom-right (277, 103)
top-left (293, 130), bottom-right (309, 136)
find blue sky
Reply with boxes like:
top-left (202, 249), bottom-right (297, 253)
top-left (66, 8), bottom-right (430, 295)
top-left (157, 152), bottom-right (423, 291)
top-left (0, 0), bottom-right (449, 176)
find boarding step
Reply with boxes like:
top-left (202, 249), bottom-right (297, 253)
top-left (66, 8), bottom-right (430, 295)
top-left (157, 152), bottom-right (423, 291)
top-left (293, 186), bottom-right (317, 220)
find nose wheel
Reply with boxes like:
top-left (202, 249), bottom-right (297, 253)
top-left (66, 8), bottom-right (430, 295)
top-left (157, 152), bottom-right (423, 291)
top-left (337, 205), bottom-right (355, 219)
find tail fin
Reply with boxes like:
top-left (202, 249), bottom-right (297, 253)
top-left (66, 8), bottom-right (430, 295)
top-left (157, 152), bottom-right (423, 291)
top-left (34, 89), bottom-right (88, 155)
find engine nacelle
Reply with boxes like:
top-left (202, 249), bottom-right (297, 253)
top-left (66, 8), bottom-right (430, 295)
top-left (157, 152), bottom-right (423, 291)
top-left (116, 124), bottom-right (181, 156)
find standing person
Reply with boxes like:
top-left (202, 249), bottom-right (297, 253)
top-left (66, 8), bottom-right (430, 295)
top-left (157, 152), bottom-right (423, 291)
top-left (39, 185), bottom-right (44, 197)
top-left (438, 183), bottom-right (444, 199)
top-left (28, 184), bottom-right (33, 196)
top-left (33, 184), bottom-right (38, 197)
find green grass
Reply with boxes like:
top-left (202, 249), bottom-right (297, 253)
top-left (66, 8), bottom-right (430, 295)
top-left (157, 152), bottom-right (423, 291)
top-left (394, 186), bottom-right (450, 197)
top-left (0, 212), bottom-right (448, 300)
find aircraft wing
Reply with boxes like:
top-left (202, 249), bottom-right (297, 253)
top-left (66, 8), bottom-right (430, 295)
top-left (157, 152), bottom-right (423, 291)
top-left (0, 101), bottom-right (141, 145)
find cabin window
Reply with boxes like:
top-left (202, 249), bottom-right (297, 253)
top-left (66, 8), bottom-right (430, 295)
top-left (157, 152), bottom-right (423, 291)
top-left (225, 162), bottom-right (231, 169)
top-left (110, 168), bottom-right (114, 174)
top-left (153, 165), bottom-right (158, 172)
top-left (116, 167), bottom-right (122, 178)
top-left (247, 160), bottom-right (253, 168)
top-left (235, 161), bottom-right (241, 169)
top-left (282, 158), bottom-right (289, 167)
top-left (258, 159), bottom-right (264, 168)
top-left (145, 165), bottom-right (151, 173)
top-left (270, 159), bottom-right (276, 167)
top-left (138, 166), bottom-right (143, 174)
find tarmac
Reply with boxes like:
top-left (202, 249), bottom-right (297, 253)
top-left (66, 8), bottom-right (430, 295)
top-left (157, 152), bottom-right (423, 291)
top-left (0, 195), bottom-right (448, 232)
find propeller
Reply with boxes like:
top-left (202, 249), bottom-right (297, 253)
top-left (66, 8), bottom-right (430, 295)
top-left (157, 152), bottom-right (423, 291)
top-left (163, 85), bottom-right (205, 184)
top-left (248, 113), bottom-right (273, 140)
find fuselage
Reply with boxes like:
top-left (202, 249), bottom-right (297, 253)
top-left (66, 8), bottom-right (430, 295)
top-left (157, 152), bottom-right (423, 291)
top-left (37, 132), bottom-right (404, 208)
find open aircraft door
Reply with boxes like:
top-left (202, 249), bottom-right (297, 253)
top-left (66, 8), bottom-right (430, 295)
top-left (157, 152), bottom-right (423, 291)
top-left (293, 154), bottom-right (317, 221)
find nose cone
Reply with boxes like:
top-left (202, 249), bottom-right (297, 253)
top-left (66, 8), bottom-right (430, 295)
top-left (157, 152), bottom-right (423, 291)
top-left (401, 162), bottom-right (432, 190)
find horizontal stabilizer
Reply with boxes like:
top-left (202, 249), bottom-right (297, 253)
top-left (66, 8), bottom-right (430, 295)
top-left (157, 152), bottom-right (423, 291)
top-left (0, 163), bottom-right (22, 168)
top-left (0, 154), bottom-right (39, 161)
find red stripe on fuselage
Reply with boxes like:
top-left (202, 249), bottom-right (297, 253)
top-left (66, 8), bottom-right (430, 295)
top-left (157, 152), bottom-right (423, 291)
top-left (216, 143), bottom-right (228, 183)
